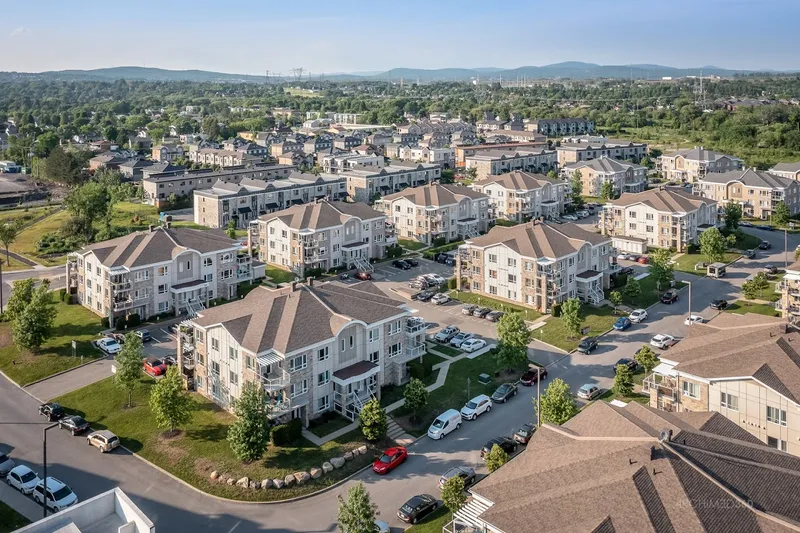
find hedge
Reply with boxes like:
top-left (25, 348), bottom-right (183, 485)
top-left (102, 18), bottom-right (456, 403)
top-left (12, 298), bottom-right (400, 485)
top-left (271, 418), bottom-right (303, 446)
top-left (408, 357), bottom-right (434, 380)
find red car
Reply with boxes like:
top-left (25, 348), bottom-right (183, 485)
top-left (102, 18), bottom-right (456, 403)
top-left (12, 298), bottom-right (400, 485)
top-left (143, 358), bottom-right (167, 376)
top-left (637, 256), bottom-right (649, 265)
top-left (372, 446), bottom-right (408, 474)
top-left (355, 272), bottom-right (372, 281)
top-left (520, 366), bottom-right (548, 386)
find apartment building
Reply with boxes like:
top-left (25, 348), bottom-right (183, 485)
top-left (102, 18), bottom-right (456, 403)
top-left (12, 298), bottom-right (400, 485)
top-left (601, 188), bottom-right (718, 252)
top-left (182, 280), bottom-right (427, 426)
top-left (321, 152), bottom-right (384, 174)
top-left (658, 146), bottom-right (744, 183)
top-left (142, 164), bottom-right (296, 207)
top-left (341, 162), bottom-right (441, 203)
top-left (454, 141), bottom-right (549, 168)
top-left (255, 201), bottom-right (389, 276)
top-left (560, 156), bottom-right (647, 196)
top-left (463, 148), bottom-right (558, 180)
top-left (781, 260), bottom-right (800, 320)
top-left (375, 184), bottom-right (489, 244)
top-left (152, 143), bottom-right (185, 162)
top-left (194, 173), bottom-right (347, 229)
top-left (642, 313), bottom-right (800, 456)
top-left (457, 222), bottom-right (613, 313)
top-left (188, 148), bottom-right (262, 167)
top-left (445, 398), bottom-right (800, 533)
top-left (485, 129), bottom-right (545, 143)
top-left (396, 146), bottom-right (456, 167)
top-left (770, 161), bottom-right (800, 180)
top-left (694, 168), bottom-right (800, 219)
top-left (66, 226), bottom-right (260, 324)
top-left (526, 117), bottom-right (595, 136)
top-left (472, 170), bottom-right (568, 222)
top-left (556, 140), bottom-right (648, 166)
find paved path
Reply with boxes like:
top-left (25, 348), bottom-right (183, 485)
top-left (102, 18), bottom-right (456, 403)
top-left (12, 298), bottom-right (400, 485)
top-left (25, 356), bottom-right (114, 401)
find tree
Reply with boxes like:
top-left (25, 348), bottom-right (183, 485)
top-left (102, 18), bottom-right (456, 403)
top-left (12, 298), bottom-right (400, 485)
top-left (34, 131), bottom-right (60, 158)
top-left (613, 364), bottom-right (634, 397)
top-left (464, 167), bottom-right (477, 181)
top-left (795, 247), bottom-right (800, 262)
top-left (439, 169), bottom-right (455, 184)
top-left (533, 377), bottom-right (578, 425)
top-left (561, 297), bottom-right (583, 338)
top-left (5, 278), bottom-right (35, 320)
top-left (600, 181), bottom-right (614, 201)
top-left (11, 280), bottom-right (56, 352)
top-left (358, 398), bottom-right (387, 441)
top-left (609, 291), bottom-right (623, 314)
top-left (723, 203), bottom-right (742, 231)
top-left (725, 233), bottom-right (737, 248)
top-left (773, 201), bottom-right (790, 227)
top-left (337, 482), bottom-right (377, 533)
top-left (44, 146), bottom-right (85, 186)
top-left (494, 312), bottom-right (532, 370)
top-left (484, 444), bottom-right (509, 473)
top-left (149, 365), bottom-right (193, 435)
top-left (647, 248), bottom-right (674, 291)
top-left (403, 378), bottom-right (429, 424)
top-left (546, 170), bottom-right (557, 179)
top-left (569, 170), bottom-right (584, 209)
top-left (623, 277), bottom-right (642, 304)
top-left (226, 220), bottom-right (237, 239)
top-left (64, 180), bottom-right (114, 241)
top-left (228, 381), bottom-right (271, 462)
top-left (742, 271), bottom-right (770, 300)
top-left (441, 476), bottom-right (467, 516)
top-left (635, 345), bottom-right (659, 375)
top-left (699, 227), bottom-right (726, 263)
top-left (114, 332), bottom-right (144, 408)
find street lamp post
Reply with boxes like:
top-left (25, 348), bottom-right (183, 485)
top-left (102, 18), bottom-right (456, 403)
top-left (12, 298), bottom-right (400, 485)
top-left (785, 228), bottom-right (789, 269)
top-left (687, 281), bottom-right (692, 323)
top-left (42, 422), bottom-right (59, 518)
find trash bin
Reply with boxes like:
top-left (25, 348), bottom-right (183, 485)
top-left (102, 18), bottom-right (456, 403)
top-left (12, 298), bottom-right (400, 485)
top-left (670, 280), bottom-right (676, 288)
top-left (478, 373), bottom-right (491, 385)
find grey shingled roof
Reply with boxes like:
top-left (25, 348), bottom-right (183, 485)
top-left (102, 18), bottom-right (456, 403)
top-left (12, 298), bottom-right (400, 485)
top-left (608, 188), bottom-right (716, 212)
top-left (772, 162), bottom-right (800, 173)
top-left (466, 222), bottom-right (610, 260)
top-left (669, 147), bottom-right (735, 162)
top-left (699, 168), bottom-right (796, 189)
top-left (381, 183), bottom-right (487, 206)
top-left (564, 156), bottom-right (645, 174)
top-left (262, 200), bottom-right (382, 230)
top-left (475, 170), bottom-right (561, 190)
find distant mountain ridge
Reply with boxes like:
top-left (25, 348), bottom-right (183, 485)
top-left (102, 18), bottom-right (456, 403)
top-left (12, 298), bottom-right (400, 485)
top-left (0, 62), bottom-right (792, 83)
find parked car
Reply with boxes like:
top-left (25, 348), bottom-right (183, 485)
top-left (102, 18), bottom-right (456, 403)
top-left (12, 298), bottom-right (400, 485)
top-left (103, 332), bottom-right (125, 344)
top-left (392, 259), bottom-right (411, 270)
top-left (739, 221), bottom-right (753, 227)
top-left (764, 264), bottom-right (778, 275)
top-left (409, 279), bottom-right (429, 290)
top-left (134, 330), bottom-right (152, 342)
top-left (372, 446), bottom-right (408, 475)
top-left (86, 430), bottom-right (120, 453)
top-left (434, 326), bottom-right (460, 343)
top-left (425, 274), bottom-right (446, 285)
top-left (355, 271), bottom-right (372, 281)
top-left (520, 365), bottom-right (547, 386)
top-left (577, 384), bottom-right (603, 400)
top-left (613, 317), bottom-right (632, 331)
top-left (0, 454), bottom-right (14, 477)
top-left (374, 520), bottom-right (390, 533)
top-left (627, 254), bottom-right (641, 262)
top-left (710, 299), bottom-right (728, 310)
top-left (629, 309), bottom-right (648, 323)
top-left (33, 477), bottom-right (78, 512)
top-left (491, 383), bottom-right (518, 403)
top-left (472, 307), bottom-right (491, 318)
top-left (460, 394), bottom-right (492, 420)
top-left (513, 423), bottom-right (536, 445)
top-left (617, 253), bottom-right (633, 260)
top-left (576, 210), bottom-right (590, 218)
top-left (576, 337), bottom-right (598, 354)
top-left (684, 315), bottom-right (705, 326)
top-left (427, 409), bottom-right (462, 439)
top-left (562, 214), bottom-right (578, 221)
top-left (417, 290), bottom-right (436, 302)
top-left (58, 415), bottom-right (89, 435)
top-left (761, 225), bottom-right (774, 231)
top-left (637, 256), bottom-right (649, 265)
top-left (744, 249), bottom-right (757, 259)
top-left (38, 403), bottom-right (65, 421)
top-left (614, 358), bottom-right (638, 374)
top-left (461, 338), bottom-right (487, 353)
top-left (618, 266), bottom-right (634, 275)
top-left (660, 290), bottom-right (679, 304)
top-left (462, 304), bottom-right (478, 315)
top-left (397, 494), bottom-right (438, 524)
top-left (6, 465), bottom-right (40, 494)
top-left (450, 332), bottom-right (474, 348)
top-left (438, 466), bottom-right (475, 489)
top-left (143, 358), bottom-right (167, 377)
top-left (480, 436), bottom-right (517, 458)
top-left (651, 334), bottom-right (678, 349)
top-left (431, 293), bottom-right (450, 305)
top-left (485, 311), bottom-right (504, 322)
top-left (97, 337), bottom-right (121, 355)
top-left (759, 240), bottom-right (772, 250)
top-left (405, 258), bottom-right (419, 267)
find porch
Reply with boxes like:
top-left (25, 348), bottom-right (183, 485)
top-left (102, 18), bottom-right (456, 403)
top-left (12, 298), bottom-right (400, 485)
top-left (171, 280), bottom-right (210, 317)
top-left (257, 351), bottom-right (293, 419)
top-left (457, 218), bottom-right (479, 239)
top-left (575, 270), bottom-right (604, 305)
top-left (333, 361), bottom-right (380, 421)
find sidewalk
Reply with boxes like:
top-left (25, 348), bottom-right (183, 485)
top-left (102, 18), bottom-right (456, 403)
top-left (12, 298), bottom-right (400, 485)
top-left (0, 481), bottom-right (40, 523)
top-left (25, 356), bottom-right (113, 401)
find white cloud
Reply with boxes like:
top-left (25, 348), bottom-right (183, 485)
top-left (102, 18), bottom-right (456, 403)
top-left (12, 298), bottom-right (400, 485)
top-left (9, 27), bottom-right (30, 37)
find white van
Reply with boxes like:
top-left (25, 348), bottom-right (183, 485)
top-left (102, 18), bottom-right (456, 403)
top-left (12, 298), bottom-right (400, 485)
top-left (427, 409), bottom-right (462, 440)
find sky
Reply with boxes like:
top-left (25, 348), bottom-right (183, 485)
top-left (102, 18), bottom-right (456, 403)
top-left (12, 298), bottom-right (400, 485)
top-left (2, 0), bottom-right (799, 74)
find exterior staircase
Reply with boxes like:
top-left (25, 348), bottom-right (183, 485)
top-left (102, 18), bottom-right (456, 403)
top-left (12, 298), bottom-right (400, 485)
top-left (386, 416), bottom-right (415, 446)
top-left (186, 299), bottom-right (205, 318)
top-left (353, 256), bottom-right (374, 272)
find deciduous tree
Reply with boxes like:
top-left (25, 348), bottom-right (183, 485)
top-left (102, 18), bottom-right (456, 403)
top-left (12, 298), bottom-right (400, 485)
top-left (635, 345), bottom-right (659, 374)
top-left (403, 378), bottom-right (429, 424)
top-left (11, 280), bottom-right (56, 352)
top-left (561, 297), bottom-right (583, 338)
top-left (742, 271), bottom-right (770, 300)
top-left (226, 220), bottom-right (237, 239)
top-left (228, 381), bottom-right (271, 462)
top-left (495, 312), bottom-right (532, 370)
top-left (5, 278), bottom-right (35, 320)
top-left (441, 476), bottom-right (467, 516)
top-left (609, 291), bottom-right (623, 314)
top-left (773, 201), bottom-right (790, 227)
top-left (613, 364), bottom-right (634, 397)
top-left (114, 332), bottom-right (143, 408)
top-left (337, 482), bottom-right (378, 533)
top-left (569, 170), bottom-right (584, 209)
top-left (359, 399), bottom-right (387, 441)
top-left (723, 203), bottom-right (742, 231)
top-left (484, 444), bottom-right (509, 473)
top-left (149, 365), bottom-right (193, 435)
top-left (533, 377), bottom-right (578, 425)
top-left (600, 181), bottom-right (614, 201)
top-left (700, 227), bottom-right (726, 263)
top-left (623, 277), bottom-right (642, 304)
top-left (647, 248), bottom-right (674, 291)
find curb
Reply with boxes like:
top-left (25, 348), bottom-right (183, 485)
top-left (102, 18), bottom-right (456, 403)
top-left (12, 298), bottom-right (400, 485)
top-left (22, 355), bottom-right (110, 389)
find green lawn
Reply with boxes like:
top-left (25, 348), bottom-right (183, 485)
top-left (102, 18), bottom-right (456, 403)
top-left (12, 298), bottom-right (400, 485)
top-left (0, 254), bottom-right (34, 271)
top-left (405, 506), bottom-right (451, 532)
top-left (598, 390), bottom-right (650, 405)
top-left (745, 219), bottom-right (800, 233)
top-left (620, 274), bottom-right (688, 308)
top-left (427, 343), bottom-right (461, 358)
top-left (726, 300), bottom-right (780, 317)
top-left (0, 205), bottom-right (58, 225)
top-left (380, 353), bottom-right (444, 408)
top-left (0, 500), bottom-right (30, 533)
top-left (264, 266), bottom-right (297, 284)
top-left (306, 412), bottom-right (355, 438)
top-left (10, 209), bottom-right (72, 266)
top-left (398, 238), bottom-right (427, 251)
top-left (55, 377), bottom-right (374, 501)
top-left (536, 306), bottom-right (617, 352)
top-left (449, 290), bottom-right (543, 321)
top-left (0, 293), bottom-right (105, 386)
top-left (733, 231), bottom-right (762, 250)
top-left (671, 251), bottom-right (741, 276)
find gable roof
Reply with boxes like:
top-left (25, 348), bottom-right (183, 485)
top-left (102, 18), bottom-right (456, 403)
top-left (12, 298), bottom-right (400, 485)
top-left (466, 221), bottom-right (609, 260)
top-left (608, 188), bottom-right (716, 212)
top-left (771, 162), bottom-right (800, 173)
top-left (564, 156), bottom-right (646, 174)
top-left (380, 183), bottom-right (487, 206)
top-left (262, 200), bottom-right (382, 230)
top-left (475, 170), bottom-right (561, 190)
top-left (669, 147), bottom-right (738, 162)
top-left (699, 168), bottom-right (796, 189)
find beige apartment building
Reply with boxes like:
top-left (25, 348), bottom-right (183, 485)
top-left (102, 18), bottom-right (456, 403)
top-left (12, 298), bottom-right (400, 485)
top-left (781, 260), bottom-right (800, 320)
top-left (658, 146), bottom-right (743, 183)
top-left (463, 149), bottom-right (558, 180)
top-left (255, 201), bottom-right (389, 276)
top-left (556, 140), bottom-right (648, 166)
top-left (770, 161), bottom-right (800, 180)
top-left (642, 314), bottom-right (800, 456)
top-left (694, 168), bottom-right (800, 219)
top-left (457, 221), bottom-right (613, 312)
top-left (560, 156), bottom-right (647, 197)
top-left (454, 141), bottom-right (548, 168)
top-left (188, 148), bottom-right (262, 167)
top-left (472, 170), bottom-right (568, 222)
top-left (601, 188), bottom-right (718, 252)
top-left (341, 162), bottom-right (441, 203)
top-left (375, 183), bottom-right (489, 244)
top-left (66, 226), bottom-right (262, 324)
top-left (181, 280), bottom-right (427, 425)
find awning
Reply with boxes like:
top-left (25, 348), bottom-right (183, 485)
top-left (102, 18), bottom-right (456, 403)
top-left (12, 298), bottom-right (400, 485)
top-left (290, 199), bottom-right (303, 205)
top-left (338, 191), bottom-right (348, 197)
top-left (333, 361), bottom-right (379, 386)
top-left (238, 207), bottom-right (252, 214)
top-left (652, 362), bottom-right (677, 377)
top-left (257, 351), bottom-right (283, 367)
top-left (379, 185), bottom-right (390, 190)
top-left (170, 280), bottom-right (210, 293)
top-left (264, 202), bottom-right (279, 209)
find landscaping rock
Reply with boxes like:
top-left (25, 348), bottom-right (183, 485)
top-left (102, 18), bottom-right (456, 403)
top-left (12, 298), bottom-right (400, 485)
top-left (227, 478), bottom-right (235, 486)
top-left (284, 474), bottom-right (296, 487)
top-left (293, 471), bottom-right (311, 485)
top-left (343, 451), bottom-right (354, 461)
top-left (351, 447), bottom-right (361, 456)
top-left (261, 479), bottom-right (273, 490)
top-left (357, 445), bottom-right (368, 456)
top-left (210, 471), bottom-right (219, 480)
top-left (322, 462), bottom-right (334, 474)
top-left (217, 475), bottom-right (228, 484)
top-left (236, 477), bottom-right (249, 488)
top-left (310, 467), bottom-right (322, 479)
top-left (273, 478), bottom-right (284, 489)
top-left (331, 457), bottom-right (345, 469)
top-left (249, 481), bottom-right (258, 490)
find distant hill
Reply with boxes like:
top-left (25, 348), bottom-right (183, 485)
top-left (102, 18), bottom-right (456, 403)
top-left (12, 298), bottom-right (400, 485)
top-left (0, 66), bottom-right (267, 83)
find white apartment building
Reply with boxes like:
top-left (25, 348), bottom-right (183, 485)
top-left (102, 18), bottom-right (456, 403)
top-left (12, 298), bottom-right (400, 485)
top-left (183, 280), bottom-right (427, 425)
top-left (341, 162), bottom-right (441, 203)
top-left (66, 226), bottom-right (262, 324)
top-left (658, 146), bottom-right (744, 183)
top-left (472, 170), bottom-right (568, 222)
top-left (457, 221), bottom-right (614, 313)
top-left (375, 183), bottom-right (490, 244)
top-left (320, 152), bottom-right (385, 174)
top-left (463, 149), bottom-right (558, 180)
top-left (255, 201), bottom-right (389, 277)
top-left (396, 146), bottom-right (455, 167)
top-left (556, 140), bottom-right (648, 166)
top-left (601, 188), bottom-right (718, 252)
top-left (560, 156), bottom-right (647, 196)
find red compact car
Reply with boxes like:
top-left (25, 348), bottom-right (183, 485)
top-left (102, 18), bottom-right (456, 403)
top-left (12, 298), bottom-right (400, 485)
top-left (355, 272), bottom-right (372, 281)
top-left (143, 358), bottom-right (167, 376)
top-left (372, 446), bottom-right (408, 474)
top-left (637, 256), bottom-right (649, 264)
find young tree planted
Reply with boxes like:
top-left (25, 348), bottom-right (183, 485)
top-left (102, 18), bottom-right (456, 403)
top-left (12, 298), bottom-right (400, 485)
top-left (114, 332), bottom-right (144, 408)
top-left (0, 221), bottom-right (20, 267)
top-left (560, 297), bottom-right (583, 338)
top-left (742, 272), bottom-right (770, 300)
top-left (613, 364), bottom-right (634, 397)
top-left (773, 201), bottom-right (790, 227)
top-left (484, 444), bottom-right (509, 473)
top-left (359, 398), bottom-right (387, 441)
top-left (635, 345), bottom-right (659, 375)
top-left (723, 203), bottom-right (742, 231)
top-left (623, 277), bottom-right (642, 304)
top-left (569, 170), bottom-right (584, 209)
top-left (699, 227), bottom-right (726, 264)
top-left (149, 365), bottom-right (193, 436)
top-left (495, 312), bottom-right (532, 371)
top-left (533, 377), bottom-right (578, 425)
top-left (600, 181), bottom-right (614, 201)
top-left (647, 248), bottom-right (674, 291)
top-left (403, 378), bottom-right (429, 424)
top-left (337, 482), bottom-right (378, 533)
top-left (11, 280), bottom-right (56, 352)
top-left (228, 381), bottom-right (271, 462)
top-left (226, 220), bottom-right (237, 240)
top-left (609, 290), bottom-right (623, 314)
top-left (441, 476), bottom-right (467, 516)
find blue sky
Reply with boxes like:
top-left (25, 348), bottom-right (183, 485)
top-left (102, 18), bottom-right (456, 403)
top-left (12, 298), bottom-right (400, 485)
top-left (1, 0), bottom-right (798, 74)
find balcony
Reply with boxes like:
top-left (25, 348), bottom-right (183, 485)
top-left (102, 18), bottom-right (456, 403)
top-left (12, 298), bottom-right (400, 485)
top-left (111, 280), bottom-right (132, 294)
top-left (406, 319), bottom-right (426, 335)
top-left (642, 373), bottom-right (678, 401)
top-left (261, 369), bottom-right (290, 391)
top-left (113, 299), bottom-right (133, 312)
top-left (405, 343), bottom-right (426, 358)
top-left (267, 396), bottom-right (292, 417)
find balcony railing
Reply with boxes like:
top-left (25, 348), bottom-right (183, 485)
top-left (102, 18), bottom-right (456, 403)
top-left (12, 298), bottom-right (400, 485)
top-left (261, 369), bottom-right (290, 391)
top-left (642, 373), bottom-right (678, 401)
top-left (267, 397), bottom-right (292, 418)
top-left (113, 299), bottom-right (133, 311)
top-left (405, 343), bottom-right (425, 358)
top-left (406, 320), bottom-right (426, 335)
top-left (112, 280), bottom-right (132, 294)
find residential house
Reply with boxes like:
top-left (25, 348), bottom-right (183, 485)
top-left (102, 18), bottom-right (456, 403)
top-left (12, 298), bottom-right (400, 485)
top-left (188, 148), bottom-right (261, 167)
top-left (152, 144), bottom-right (185, 163)
top-left (419, 132), bottom-right (450, 149)
top-left (454, 142), bottom-right (549, 168)
top-left (694, 168), bottom-right (800, 219)
top-left (502, 113), bottom-right (524, 131)
top-left (303, 136), bottom-right (333, 154)
top-left (556, 140), bottom-right (648, 166)
top-left (476, 113), bottom-right (508, 132)
top-left (235, 142), bottom-right (269, 158)
top-left (128, 136), bottom-right (153, 152)
top-left (770, 162), bottom-right (800, 181)
top-left (464, 149), bottom-right (558, 180)
top-left (658, 146), bottom-right (744, 183)
top-left (321, 153), bottom-right (385, 174)
top-left (120, 159), bottom-right (184, 181)
top-left (366, 131), bottom-right (393, 147)
top-left (333, 135), bottom-right (361, 151)
top-left (392, 132), bottom-right (420, 145)
top-left (457, 221), bottom-right (613, 312)
top-left (89, 140), bottom-right (112, 153)
top-left (526, 117), bottom-right (595, 135)
top-left (561, 156), bottom-right (647, 197)
top-left (88, 153), bottom-right (130, 172)
top-left (486, 130), bottom-right (546, 144)
top-left (472, 170), bottom-right (568, 222)
top-left (342, 162), bottom-right (441, 203)
top-left (277, 151), bottom-right (315, 168)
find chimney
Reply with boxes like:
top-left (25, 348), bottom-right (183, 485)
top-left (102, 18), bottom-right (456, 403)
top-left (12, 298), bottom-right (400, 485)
top-left (650, 446), bottom-right (657, 461)
top-left (165, 221), bottom-right (172, 229)
top-left (291, 281), bottom-right (298, 292)
top-left (306, 276), bottom-right (314, 287)
top-left (148, 224), bottom-right (155, 232)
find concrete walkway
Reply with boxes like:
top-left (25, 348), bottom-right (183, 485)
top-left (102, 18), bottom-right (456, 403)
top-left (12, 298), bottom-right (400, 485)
top-left (25, 355), bottom-right (114, 401)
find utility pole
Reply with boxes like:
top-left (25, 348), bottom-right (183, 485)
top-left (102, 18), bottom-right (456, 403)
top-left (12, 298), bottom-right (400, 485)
top-left (785, 228), bottom-right (789, 268)
top-left (536, 366), bottom-right (541, 427)
top-left (687, 281), bottom-right (692, 324)
top-left (42, 422), bottom-right (59, 518)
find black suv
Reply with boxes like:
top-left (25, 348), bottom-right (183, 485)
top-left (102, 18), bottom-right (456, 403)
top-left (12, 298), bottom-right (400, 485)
top-left (392, 260), bottom-right (411, 270)
top-left (710, 299), bottom-right (728, 310)
top-left (576, 337), bottom-right (598, 354)
top-left (58, 415), bottom-right (90, 435)
top-left (660, 289), bottom-right (678, 304)
top-left (491, 383), bottom-right (518, 403)
top-left (397, 494), bottom-right (438, 524)
top-left (38, 403), bottom-right (65, 421)
top-left (614, 358), bottom-right (638, 374)
top-left (759, 240), bottom-right (772, 250)
top-left (480, 436), bottom-right (518, 458)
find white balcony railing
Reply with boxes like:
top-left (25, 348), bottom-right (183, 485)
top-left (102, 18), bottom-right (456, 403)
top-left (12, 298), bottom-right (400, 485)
top-left (261, 369), bottom-right (290, 391)
top-left (113, 299), bottom-right (133, 311)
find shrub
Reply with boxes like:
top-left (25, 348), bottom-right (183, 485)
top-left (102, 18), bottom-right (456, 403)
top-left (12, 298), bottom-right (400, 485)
top-left (432, 236), bottom-right (447, 247)
top-left (686, 243), bottom-right (698, 254)
top-left (127, 313), bottom-right (141, 328)
top-left (408, 357), bottom-right (433, 380)
top-left (58, 288), bottom-right (67, 301)
top-left (114, 316), bottom-right (127, 331)
top-left (305, 267), bottom-right (324, 278)
top-left (271, 419), bottom-right (303, 446)
top-left (100, 317), bottom-right (110, 329)
top-left (386, 244), bottom-right (403, 259)
top-left (447, 277), bottom-right (457, 290)
top-left (551, 303), bottom-right (562, 317)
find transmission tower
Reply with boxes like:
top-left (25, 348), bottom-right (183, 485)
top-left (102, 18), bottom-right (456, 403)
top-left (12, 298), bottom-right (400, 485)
top-left (292, 68), bottom-right (305, 80)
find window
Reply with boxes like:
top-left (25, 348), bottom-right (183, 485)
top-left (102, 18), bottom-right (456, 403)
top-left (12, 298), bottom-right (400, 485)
top-left (245, 356), bottom-right (253, 370)
top-left (221, 253), bottom-right (233, 263)
top-left (767, 406), bottom-right (787, 426)
top-left (507, 258), bottom-right (516, 267)
top-left (317, 370), bottom-right (330, 386)
top-left (368, 329), bottom-right (380, 342)
top-left (229, 371), bottom-right (238, 386)
top-left (768, 436), bottom-right (788, 452)
top-left (229, 346), bottom-right (238, 360)
top-left (196, 376), bottom-right (204, 390)
top-left (318, 346), bottom-right (329, 361)
top-left (568, 257), bottom-right (575, 267)
top-left (134, 270), bottom-right (150, 281)
top-left (211, 338), bottom-right (219, 351)
top-left (349, 335), bottom-right (354, 348)
top-left (195, 330), bottom-right (204, 344)
top-left (489, 269), bottom-right (497, 279)
top-left (507, 274), bottom-right (517, 284)
top-left (488, 254), bottom-right (497, 263)
top-left (682, 381), bottom-right (699, 399)
top-left (158, 266), bottom-right (169, 276)
top-left (388, 321), bottom-right (401, 336)
top-left (86, 279), bottom-right (92, 290)
top-left (134, 288), bottom-right (149, 300)
top-left (388, 342), bottom-right (402, 358)
top-left (203, 257), bottom-right (213, 267)
top-left (291, 379), bottom-right (308, 397)
top-left (158, 284), bottom-right (168, 294)
top-left (289, 354), bottom-right (307, 372)
top-left (369, 350), bottom-right (380, 364)
top-left (221, 269), bottom-right (233, 280)
top-left (489, 285), bottom-right (498, 295)
top-left (720, 392), bottom-right (738, 411)
top-left (211, 361), bottom-right (220, 376)
top-left (318, 395), bottom-right (330, 411)
top-left (628, 223), bottom-right (637, 230)
top-left (158, 301), bottom-right (169, 312)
